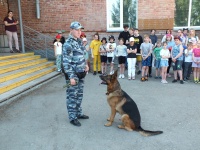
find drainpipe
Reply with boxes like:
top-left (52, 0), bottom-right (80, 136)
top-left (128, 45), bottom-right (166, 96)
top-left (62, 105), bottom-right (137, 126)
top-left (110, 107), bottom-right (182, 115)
top-left (17, 0), bottom-right (25, 53)
top-left (36, 0), bottom-right (40, 19)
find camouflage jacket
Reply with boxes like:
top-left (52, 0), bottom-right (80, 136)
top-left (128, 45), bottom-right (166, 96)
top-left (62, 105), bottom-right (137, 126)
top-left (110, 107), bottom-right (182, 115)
top-left (62, 34), bottom-right (86, 80)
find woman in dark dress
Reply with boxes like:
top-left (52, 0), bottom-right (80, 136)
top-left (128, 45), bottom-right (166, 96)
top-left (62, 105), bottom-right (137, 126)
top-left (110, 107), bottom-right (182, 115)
top-left (4, 10), bottom-right (20, 53)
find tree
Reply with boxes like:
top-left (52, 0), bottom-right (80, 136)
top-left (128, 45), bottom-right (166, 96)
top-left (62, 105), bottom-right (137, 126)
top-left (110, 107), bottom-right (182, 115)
top-left (111, 0), bottom-right (120, 27)
top-left (190, 0), bottom-right (200, 26)
top-left (123, 0), bottom-right (137, 28)
top-left (175, 0), bottom-right (200, 27)
top-left (174, 0), bottom-right (189, 27)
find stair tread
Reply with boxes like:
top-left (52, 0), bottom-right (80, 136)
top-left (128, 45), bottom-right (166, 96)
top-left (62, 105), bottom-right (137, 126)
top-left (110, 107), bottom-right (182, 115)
top-left (0, 58), bottom-right (47, 69)
top-left (0, 61), bottom-right (54, 78)
top-left (0, 71), bottom-right (61, 102)
top-left (0, 53), bottom-right (34, 60)
top-left (0, 55), bottom-right (40, 63)
top-left (0, 66), bottom-right (56, 88)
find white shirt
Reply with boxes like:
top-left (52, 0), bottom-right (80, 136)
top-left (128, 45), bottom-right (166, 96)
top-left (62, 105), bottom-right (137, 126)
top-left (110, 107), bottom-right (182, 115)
top-left (54, 42), bottom-right (62, 55)
top-left (160, 48), bottom-right (170, 60)
top-left (106, 42), bottom-right (116, 57)
top-left (184, 49), bottom-right (193, 62)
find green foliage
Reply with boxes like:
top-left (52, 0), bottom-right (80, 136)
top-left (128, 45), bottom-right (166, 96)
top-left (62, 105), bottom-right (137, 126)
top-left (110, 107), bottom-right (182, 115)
top-left (174, 0), bottom-right (189, 27)
top-left (111, 0), bottom-right (137, 28)
top-left (123, 0), bottom-right (137, 28)
top-left (175, 0), bottom-right (200, 27)
top-left (111, 0), bottom-right (120, 27)
top-left (190, 0), bottom-right (200, 26)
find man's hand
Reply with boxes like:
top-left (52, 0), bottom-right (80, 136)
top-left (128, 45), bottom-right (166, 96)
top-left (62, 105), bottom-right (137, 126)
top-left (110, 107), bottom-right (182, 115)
top-left (70, 78), bottom-right (76, 85)
top-left (85, 65), bottom-right (89, 72)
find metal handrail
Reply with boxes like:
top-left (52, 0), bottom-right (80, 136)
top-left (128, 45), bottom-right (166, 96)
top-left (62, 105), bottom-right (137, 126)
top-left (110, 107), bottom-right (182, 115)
top-left (23, 25), bottom-right (53, 40)
top-left (0, 23), bottom-right (8, 48)
top-left (0, 23), bottom-right (55, 60)
top-left (23, 25), bottom-right (55, 60)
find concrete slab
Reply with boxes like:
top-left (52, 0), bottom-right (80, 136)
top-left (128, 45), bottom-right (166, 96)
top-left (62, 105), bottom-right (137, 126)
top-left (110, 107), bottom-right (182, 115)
top-left (0, 70), bottom-right (199, 150)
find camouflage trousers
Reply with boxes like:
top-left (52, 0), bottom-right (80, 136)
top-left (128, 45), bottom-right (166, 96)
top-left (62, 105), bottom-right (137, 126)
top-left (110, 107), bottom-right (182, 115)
top-left (56, 54), bottom-right (62, 71)
top-left (66, 79), bottom-right (84, 121)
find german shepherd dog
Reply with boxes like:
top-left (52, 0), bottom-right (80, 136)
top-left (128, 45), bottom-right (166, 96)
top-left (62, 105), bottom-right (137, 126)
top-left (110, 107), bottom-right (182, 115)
top-left (99, 70), bottom-right (163, 136)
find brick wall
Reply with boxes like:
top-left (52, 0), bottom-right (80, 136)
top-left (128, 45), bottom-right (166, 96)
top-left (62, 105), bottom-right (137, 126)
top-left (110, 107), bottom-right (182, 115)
top-left (2, 0), bottom-right (180, 46)
top-left (6, 0), bottom-right (175, 33)
top-left (0, 2), bottom-right (8, 34)
top-left (7, 0), bottom-right (107, 33)
top-left (138, 0), bottom-right (175, 30)
top-left (0, 2), bottom-right (8, 22)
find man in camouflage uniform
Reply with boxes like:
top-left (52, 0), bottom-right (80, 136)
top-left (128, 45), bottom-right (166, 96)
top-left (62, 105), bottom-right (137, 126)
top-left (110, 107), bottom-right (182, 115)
top-left (62, 21), bottom-right (89, 126)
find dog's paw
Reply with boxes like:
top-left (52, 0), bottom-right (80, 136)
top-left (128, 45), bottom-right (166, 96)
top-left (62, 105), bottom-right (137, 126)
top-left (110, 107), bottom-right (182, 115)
top-left (104, 122), bottom-right (112, 127)
top-left (117, 125), bottom-right (124, 129)
top-left (125, 127), bottom-right (133, 132)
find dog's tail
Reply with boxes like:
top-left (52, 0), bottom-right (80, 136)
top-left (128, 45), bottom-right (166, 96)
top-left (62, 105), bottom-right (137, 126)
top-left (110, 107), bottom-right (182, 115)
top-left (137, 126), bottom-right (163, 136)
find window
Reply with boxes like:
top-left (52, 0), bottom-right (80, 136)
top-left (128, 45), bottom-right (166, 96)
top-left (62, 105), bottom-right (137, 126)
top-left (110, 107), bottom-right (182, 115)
top-left (174, 0), bottom-right (200, 29)
top-left (106, 0), bottom-right (138, 31)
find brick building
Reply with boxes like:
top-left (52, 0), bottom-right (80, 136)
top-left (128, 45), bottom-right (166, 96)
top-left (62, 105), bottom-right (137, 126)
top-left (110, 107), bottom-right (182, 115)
top-left (0, 0), bottom-right (199, 42)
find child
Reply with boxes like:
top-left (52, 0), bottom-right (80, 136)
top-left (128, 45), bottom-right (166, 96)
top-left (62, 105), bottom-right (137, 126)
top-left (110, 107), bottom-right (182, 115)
top-left (116, 38), bottom-right (127, 78)
top-left (153, 40), bottom-right (162, 79)
top-left (140, 34), bottom-right (153, 81)
top-left (82, 38), bottom-right (90, 73)
top-left (127, 37), bottom-right (137, 80)
top-left (99, 37), bottom-right (107, 74)
top-left (106, 35), bottom-right (116, 75)
top-left (149, 30), bottom-right (158, 77)
top-left (133, 28), bottom-right (143, 75)
top-left (192, 41), bottom-right (200, 83)
top-left (53, 34), bottom-right (62, 72)
top-left (171, 36), bottom-right (184, 84)
top-left (166, 34), bottom-right (175, 78)
top-left (90, 33), bottom-right (102, 75)
top-left (183, 42), bottom-right (193, 81)
top-left (160, 42), bottom-right (170, 83)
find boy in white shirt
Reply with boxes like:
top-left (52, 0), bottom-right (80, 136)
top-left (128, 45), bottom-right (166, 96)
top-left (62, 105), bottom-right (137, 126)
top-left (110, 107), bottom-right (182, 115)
top-left (54, 34), bottom-right (62, 72)
top-left (106, 35), bottom-right (116, 75)
top-left (183, 43), bottom-right (193, 81)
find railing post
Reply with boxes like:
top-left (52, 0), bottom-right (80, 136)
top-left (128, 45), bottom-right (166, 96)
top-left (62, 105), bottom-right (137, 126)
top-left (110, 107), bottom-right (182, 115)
top-left (17, 0), bottom-right (25, 53)
top-left (45, 37), bottom-right (47, 59)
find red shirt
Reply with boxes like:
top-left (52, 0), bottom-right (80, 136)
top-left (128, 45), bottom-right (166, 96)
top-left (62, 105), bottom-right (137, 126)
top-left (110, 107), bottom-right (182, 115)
top-left (4, 17), bottom-right (17, 32)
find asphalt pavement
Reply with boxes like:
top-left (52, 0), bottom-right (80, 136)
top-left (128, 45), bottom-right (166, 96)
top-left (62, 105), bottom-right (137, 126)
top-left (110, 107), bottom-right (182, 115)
top-left (0, 69), bottom-right (200, 150)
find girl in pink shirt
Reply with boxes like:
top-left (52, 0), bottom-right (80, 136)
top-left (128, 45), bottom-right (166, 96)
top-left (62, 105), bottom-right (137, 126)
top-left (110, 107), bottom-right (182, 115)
top-left (192, 42), bottom-right (200, 83)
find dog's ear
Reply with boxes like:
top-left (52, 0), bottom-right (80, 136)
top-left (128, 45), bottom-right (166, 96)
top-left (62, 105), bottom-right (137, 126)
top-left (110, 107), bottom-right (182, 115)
top-left (114, 69), bottom-right (118, 77)
top-left (111, 69), bottom-right (118, 80)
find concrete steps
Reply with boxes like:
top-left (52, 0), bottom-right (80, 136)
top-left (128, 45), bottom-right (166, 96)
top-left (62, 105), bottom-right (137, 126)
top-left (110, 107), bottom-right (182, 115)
top-left (0, 53), bottom-right (60, 103)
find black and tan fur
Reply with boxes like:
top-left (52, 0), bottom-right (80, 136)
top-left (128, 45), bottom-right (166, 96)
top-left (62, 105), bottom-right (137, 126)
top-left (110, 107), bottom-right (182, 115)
top-left (99, 70), bottom-right (163, 136)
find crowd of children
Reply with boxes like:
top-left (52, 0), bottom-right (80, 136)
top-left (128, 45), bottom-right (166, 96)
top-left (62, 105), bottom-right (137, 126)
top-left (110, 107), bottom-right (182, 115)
top-left (53, 27), bottom-right (200, 84)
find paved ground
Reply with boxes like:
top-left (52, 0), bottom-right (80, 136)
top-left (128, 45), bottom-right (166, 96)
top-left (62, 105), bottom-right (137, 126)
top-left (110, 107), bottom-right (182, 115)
top-left (0, 70), bottom-right (200, 150)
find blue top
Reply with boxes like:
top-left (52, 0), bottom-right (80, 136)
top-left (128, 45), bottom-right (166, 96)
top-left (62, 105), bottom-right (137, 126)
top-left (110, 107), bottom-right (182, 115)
top-left (167, 41), bottom-right (175, 49)
top-left (116, 45), bottom-right (127, 56)
top-left (172, 44), bottom-right (183, 60)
